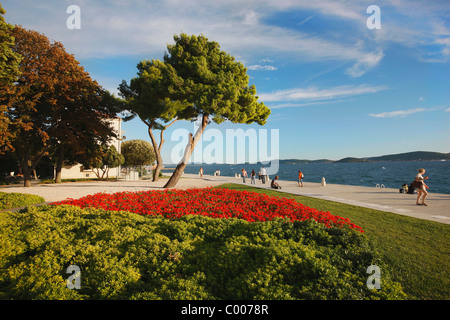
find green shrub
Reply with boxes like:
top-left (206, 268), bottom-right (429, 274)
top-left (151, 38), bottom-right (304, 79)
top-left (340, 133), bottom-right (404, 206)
top-left (0, 205), bottom-right (406, 300)
top-left (0, 192), bottom-right (45, 210)
top-left (40, 178), bottom-right (116, 184)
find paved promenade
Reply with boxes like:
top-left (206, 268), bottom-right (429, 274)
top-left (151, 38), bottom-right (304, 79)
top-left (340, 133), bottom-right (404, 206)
top-left (190, 174), bottom-right (450, 225)
top-left (1, 173), bottom-right (449, 225)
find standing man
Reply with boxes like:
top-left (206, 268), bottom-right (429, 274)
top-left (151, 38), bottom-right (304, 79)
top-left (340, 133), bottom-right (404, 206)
top-left (298, 170), bottom-right (304, 187)
top-left (261, 167), bottom-right (267, 184)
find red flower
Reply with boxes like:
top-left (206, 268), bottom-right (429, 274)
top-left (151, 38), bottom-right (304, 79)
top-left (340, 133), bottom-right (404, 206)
top-left (50, 188), bottom-right (364, 232)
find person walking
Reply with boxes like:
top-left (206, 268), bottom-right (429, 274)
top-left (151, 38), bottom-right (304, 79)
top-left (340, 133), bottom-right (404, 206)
top-left (251, 169), bottom-right (256, 184)
top-left (415, 168), bottom-right (429, 206)
top-left (298, 170), bottom-right (304, 187)
top-left (199, 167), bottom-right (203, 178)
top-left (261, 167), bottom-right (267, 184)
top-left (241, 168), bottom-right (247, 183)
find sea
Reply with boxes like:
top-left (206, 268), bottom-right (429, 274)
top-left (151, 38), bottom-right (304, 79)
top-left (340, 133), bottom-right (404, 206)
top-left (164, 160), bottom-right (450, 195)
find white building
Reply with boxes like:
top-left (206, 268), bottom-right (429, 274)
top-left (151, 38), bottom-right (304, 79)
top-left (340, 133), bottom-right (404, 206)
top-left (57, 117), bottom-right (124, 179)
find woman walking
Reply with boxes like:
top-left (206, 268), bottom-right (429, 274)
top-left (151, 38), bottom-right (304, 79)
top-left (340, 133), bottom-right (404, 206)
top-left (415, 168), bottom-right (429, 206)
top-left (241, 168), bottom-right (247, 183)
top-left (251, 169), bottom-right (256, 184)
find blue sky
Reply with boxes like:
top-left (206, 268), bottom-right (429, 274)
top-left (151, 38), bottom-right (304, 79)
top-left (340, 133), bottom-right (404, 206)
top-left (3, 0), bottom-right (450, 162)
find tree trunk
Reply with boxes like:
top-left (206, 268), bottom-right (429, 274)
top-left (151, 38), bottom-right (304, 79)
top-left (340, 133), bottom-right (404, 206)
top-left (19, 151), bottom-right (32, 187)
top-left (153, 150), bottom-right (163, 181)
top-left (146, 118), bottom-right (178, 182)
top-left (148, 127), bottom-right (163, 182)
top-left (54, 144), bottom-right (64, 183)
top-left (92, 168), bottom-right (101, 180)
top-left (20, 146), bottom-right (48, 187)
top-left (164, 114), bottom-right (208, 188)
top-left (23, 163), bottom-right (32, 187)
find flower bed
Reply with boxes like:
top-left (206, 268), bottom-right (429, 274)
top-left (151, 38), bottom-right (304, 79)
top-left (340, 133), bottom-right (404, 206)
top-left (51, 187), bottom-right (363, 232)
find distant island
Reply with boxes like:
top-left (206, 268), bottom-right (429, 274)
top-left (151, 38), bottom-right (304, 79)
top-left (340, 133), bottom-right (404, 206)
top-left (167, 151), bottom-right (449, 166)
top-left (280, 151), bottom-right (450, 164)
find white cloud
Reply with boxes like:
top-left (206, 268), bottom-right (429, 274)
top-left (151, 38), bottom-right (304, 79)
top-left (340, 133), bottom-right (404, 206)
top-left (2, 0), bottom-right (384, 76)
top-left (298, 15), bottom-right (313, 26)
top-left (290, 0), bottom-right (365, 22)
top-left (247, 65), bottom-right (277, 71)
top-left (369, 108), bottom-right (426, 118)
top-left (445, 108), bottom-right (450, 112)
top-left (260, 84), bottom-right (387, 103)
top-left (269, 99), bottom-right (351, 109)
top-left (243, 11), bottom-right (258, 25)
top-left (435, 37), bottom-right (450, 57)
top-left (370, 0), bottom-right (450, 63)
top-left (4, 0), bottom-right (447, 78)
top-left (345, 48), bottom-right (384, 77)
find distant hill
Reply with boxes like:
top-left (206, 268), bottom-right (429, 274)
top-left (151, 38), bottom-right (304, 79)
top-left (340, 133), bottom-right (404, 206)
top-left (175, 151), bottom-right (449, 166)
top-left (281, 151), bottom-right (450, 164)
top-left (367, 151), bottom-right (450, 162)
top-left (334, 157), bottom-right (367, 163)
top-left (334, 151), bottom-right (450, 163)
top-left (279, 159), bottom-right (332, 164)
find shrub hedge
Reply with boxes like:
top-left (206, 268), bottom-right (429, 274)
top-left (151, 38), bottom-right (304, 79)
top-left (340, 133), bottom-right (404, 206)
top-left (0, 191), bottom-right (45, 210)
top-left (0, 205), bottom-right (406, 300)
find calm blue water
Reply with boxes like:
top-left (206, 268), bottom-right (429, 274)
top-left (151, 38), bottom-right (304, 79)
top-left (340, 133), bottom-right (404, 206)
top-left (164, 161), bottom-right (450, 194)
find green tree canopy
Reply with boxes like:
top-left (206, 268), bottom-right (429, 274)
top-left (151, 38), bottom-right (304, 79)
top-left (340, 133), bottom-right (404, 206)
top-left (164, 34), bottom-right (270, 125)
top-left (121, 139), bottom-right (156, 168)
top-left (0, 5), bottom-right (21, 85)
top-left (162, 34), bottom-right (271, 188)
top-left (81, 144), bottom-right (124, 180)
top-left (119, 59), bottom-right (186, 181)
top-left (0, 5), bottom-right (22, 155)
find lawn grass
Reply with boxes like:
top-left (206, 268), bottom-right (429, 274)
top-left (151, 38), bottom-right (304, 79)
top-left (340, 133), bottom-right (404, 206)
top-left (218, 183), bottom-right (450, 300)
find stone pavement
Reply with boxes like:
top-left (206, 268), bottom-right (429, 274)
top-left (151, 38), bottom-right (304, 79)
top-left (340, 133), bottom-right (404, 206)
top-left (195, 174), bottom-right (450, 225)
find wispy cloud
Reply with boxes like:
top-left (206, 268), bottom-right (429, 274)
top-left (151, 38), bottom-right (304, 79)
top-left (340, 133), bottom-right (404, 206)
top-left (2, 0), bottom-right (384, 76)
top-left (298, 15), bottom-right (313, 26)
top-left (247, 65), bottom-right (277, 71)
top-left (345, 48), bottom-right (384, 77)
top-left (369, 108), bottom-right (426, 118)
top-left (269, 99), bottom-right (352, 109)
top-left (370, 0), bottom-right (450, 63)
top-left (4, 0), bottom-right (448, 78)
top-left (260, 84), bottom-right (387, 103)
